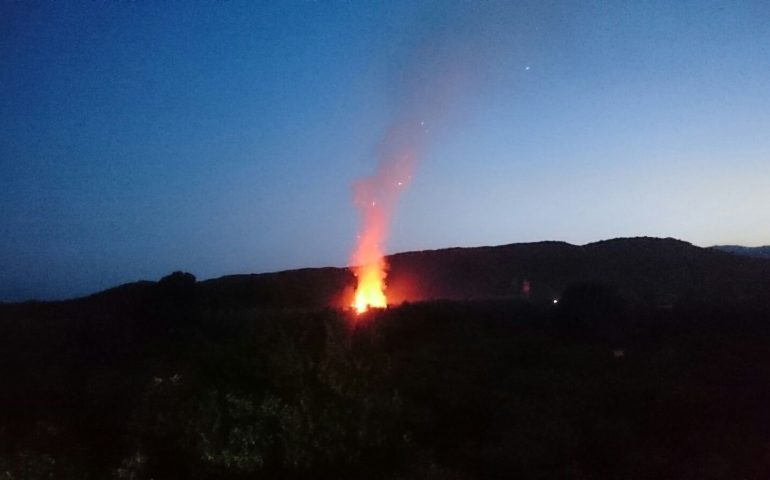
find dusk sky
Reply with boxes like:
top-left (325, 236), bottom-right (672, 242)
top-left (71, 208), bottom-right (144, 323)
top-left (2, 0), bottom-right (770, 301)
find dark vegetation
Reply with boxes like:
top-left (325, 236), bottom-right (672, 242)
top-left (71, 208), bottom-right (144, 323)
top-left (2, 237), bottom-right (770, 479)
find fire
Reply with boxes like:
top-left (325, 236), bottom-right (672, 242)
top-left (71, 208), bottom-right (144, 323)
top-left (349, 153), bottom-right (414, 314)
top-left (352, 263), bottom-right (387, 313)
top-left (350, 191), bottom-right (390, 314)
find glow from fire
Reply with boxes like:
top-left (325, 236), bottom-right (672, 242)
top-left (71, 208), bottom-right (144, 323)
top-left (350, 194), bottom-right (388, 313)
top-left (353, 262), bottom-right (387, 313)
top-left (350, 151), bottom-right (414, 314)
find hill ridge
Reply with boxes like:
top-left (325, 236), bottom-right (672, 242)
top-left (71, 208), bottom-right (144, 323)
top-left (4, 236), bottom-right (769, 308)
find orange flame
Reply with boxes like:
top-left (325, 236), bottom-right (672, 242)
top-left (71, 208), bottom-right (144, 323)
top-left (350, 152), bottom-right (415, 314)
top-left (350, 193), bottom-right (390, 314)
top-left (352, 263), bottom-right (387, 313)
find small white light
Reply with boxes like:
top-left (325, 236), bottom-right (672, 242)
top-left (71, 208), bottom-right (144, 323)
top-left (553, 299), bottom-right (559, 304)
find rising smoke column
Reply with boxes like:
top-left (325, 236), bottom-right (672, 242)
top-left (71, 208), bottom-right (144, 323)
top-left (350, 134), bottom-right (420, 313)
top-left (349, 3), bottom-right (508, 313)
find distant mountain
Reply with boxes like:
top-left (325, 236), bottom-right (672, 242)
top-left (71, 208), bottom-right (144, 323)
top-left (385, 236), bottom-right (770, 306)
top-left (711, 245), bottom-right (770, 259)
top-left (8, 236), bottom-right (766, 315)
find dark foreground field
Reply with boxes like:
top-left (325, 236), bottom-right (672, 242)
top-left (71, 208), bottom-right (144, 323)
top-left (2, 287), bottom-right (770, 479)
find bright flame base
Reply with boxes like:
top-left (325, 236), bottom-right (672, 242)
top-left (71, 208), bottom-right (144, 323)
top-left (352, 266), bottom-right (387, 314)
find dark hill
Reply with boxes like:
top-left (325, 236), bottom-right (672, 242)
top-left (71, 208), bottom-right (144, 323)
top-left (5, 237), bottom-right (768, 315)
top-left (386, 236), bottom-right (770, 306)
top-left (190, 236), bottom-right (769, 310)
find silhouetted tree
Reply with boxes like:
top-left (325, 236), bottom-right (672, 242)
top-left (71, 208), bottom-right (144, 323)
top-left (157, 271), bottom-right (197, 330)
top-left (158, 271), bottom-right (196, 299)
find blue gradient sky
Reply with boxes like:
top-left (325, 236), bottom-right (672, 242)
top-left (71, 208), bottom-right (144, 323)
top-left (2, 1), bottom-right (769, 301)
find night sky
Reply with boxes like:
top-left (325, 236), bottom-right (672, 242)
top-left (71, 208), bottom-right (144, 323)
top-left (2, 1), bottom-right (769, 301)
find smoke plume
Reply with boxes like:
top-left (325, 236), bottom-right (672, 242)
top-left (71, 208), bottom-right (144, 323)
top-left (350, 3), bottom-right (504, 310)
